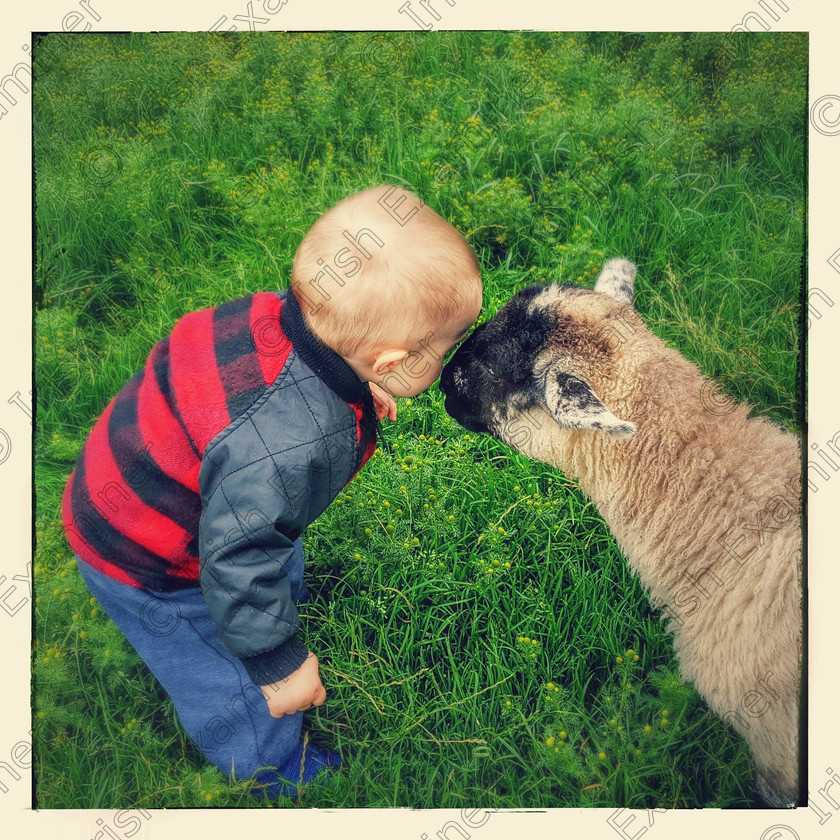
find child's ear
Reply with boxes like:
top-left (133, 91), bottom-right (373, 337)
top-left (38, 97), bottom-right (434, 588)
top-left (371, 349), bottom-right (408, 377)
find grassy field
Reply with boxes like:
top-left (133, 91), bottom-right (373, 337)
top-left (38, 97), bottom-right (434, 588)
top-left (33, 31), bottom-right (805, 809)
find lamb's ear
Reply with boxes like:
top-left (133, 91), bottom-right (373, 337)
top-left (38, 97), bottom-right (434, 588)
top-left (594, 258), bottom-right (637, 307)
top-left (545, 371), bottom-right (637, 439)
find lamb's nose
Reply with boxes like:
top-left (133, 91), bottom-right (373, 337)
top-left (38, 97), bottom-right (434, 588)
top-left (439, 366), bottom-right (452, 396)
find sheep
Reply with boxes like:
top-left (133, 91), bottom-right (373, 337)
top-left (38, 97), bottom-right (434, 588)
top-left (439, 259), bottom-right (803, 807)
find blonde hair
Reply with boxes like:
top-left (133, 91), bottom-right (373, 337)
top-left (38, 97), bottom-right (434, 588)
top-left (290, 185), bottom-right (482, 357)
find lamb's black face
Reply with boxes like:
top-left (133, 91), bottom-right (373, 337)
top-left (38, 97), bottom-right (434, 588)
top-left (439, 323), bottom-right (492, 433)
top-left (439, 286), bottom-right (555, 436)
top-left (441, 260), bottom-right (641, 446)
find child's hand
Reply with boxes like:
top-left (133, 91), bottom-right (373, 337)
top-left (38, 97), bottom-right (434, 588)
top-left (261, 653), bottom-right (327, 718)
top-left (369, 382), bottom-right (397, 422)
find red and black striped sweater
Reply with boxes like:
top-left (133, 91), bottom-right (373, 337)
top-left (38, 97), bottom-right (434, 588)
top-left (62, 290), bottom-right (379, 683)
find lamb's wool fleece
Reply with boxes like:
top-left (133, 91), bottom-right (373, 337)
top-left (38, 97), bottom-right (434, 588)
top-left (439, 260), bottom-right (802, 806)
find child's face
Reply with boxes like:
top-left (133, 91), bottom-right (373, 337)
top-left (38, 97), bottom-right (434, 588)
top-left (356, 302), bottom-right (482, 399)
top-left (394, 309), bottom-right (481, 397)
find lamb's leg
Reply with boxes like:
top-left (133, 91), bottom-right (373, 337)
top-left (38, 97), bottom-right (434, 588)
top-left (756, 771), bottom-right (796, 808)
top-left (748, 696), bottom-right (799, 807)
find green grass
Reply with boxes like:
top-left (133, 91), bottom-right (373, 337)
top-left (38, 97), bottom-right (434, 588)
top-left (34, 30), bottom-right (804, 808)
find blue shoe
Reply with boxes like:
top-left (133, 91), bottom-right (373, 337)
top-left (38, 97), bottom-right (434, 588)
top-left (252, 738), bottom-right (341, 800)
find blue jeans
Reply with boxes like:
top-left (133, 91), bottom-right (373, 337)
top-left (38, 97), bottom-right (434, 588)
top-left (75, 539), bottom-right (339, 799)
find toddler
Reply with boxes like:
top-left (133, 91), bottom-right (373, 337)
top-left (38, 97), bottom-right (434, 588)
top-left (61, 184), bottom-right (483, 799)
